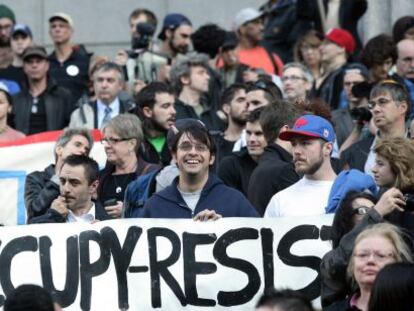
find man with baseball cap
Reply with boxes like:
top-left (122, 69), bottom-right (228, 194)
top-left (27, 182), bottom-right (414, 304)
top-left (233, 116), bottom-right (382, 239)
top-left (48, 12), bottom-right (90, 103)
top-left (12, 45), bottom-right (75, 134)
top-left (314, 28), bottom-right (355, 109)
top-left (232, 7), bottom-right (283, 76)
top-left (158, 13), bottom-right (192, 61)
top-left (264, 115), bottom-right (337, 217)
top-left (0, 24), bottom-right (33, 92)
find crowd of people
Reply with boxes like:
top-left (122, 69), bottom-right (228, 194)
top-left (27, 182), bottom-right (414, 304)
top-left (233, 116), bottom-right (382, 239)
top-left (1, 1), bottom-right (414, 310)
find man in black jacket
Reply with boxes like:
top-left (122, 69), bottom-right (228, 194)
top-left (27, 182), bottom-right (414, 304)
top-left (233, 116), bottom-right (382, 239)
top-left (29, 154), bottom-right (110, 224)
top-left (218, 108), bottom-right (265, 195)
top-left (247, 100), bottom-right (300, 215)
top-left (136, 81), bottom-right (176, 166)
top-left (25, 128), bottom-right (93, 220)
top-left (12, 45), bottom-right (75, 134)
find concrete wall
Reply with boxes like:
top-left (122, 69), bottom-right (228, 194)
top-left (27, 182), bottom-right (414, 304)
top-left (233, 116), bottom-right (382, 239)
top-left (2, 0), bottom-right (414, 58)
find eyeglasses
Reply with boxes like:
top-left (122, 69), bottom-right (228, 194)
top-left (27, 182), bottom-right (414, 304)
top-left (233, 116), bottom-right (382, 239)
top-left (177, 142), bottom-right (209, 152)
top-left (368, 98), bottom-right (395, 109)
top-left (281, 75), bottom-right (306, 83)
top-left (101, 137), bottom-right (132, 145)
top-left (354, 251), bottom-right (395, 262)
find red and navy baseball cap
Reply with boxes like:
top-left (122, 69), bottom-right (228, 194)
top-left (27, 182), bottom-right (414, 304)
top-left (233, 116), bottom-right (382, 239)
top-left (279, 115), bottom-right (335, 143)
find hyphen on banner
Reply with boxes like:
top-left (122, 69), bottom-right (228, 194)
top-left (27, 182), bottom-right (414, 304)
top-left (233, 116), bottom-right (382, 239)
top-left (0, 130), bottom-right (106, 225)
top-left (0, 216), bottom-right (333, 310)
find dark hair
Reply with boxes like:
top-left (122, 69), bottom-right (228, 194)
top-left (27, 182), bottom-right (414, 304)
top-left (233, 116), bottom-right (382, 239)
top-left (247, 106), bottom-right (264, 123)
top-left (191, 23), bottom-right (226, 59)
top-left (0, 87), bottom-right (12, 107)
top-left (171, 123), bottom-right (216, 155)
top-left (136, 81), bottom-right (174, 111)
top-left (368, 262), bottom-right (414, 311)
top-left (260, 100), bottom-right (299, 143)
top-left (392, 15), bottom-right (414, 44)
top-left (129, 8), bottom-right (157, 28)
top-left (331, 191), bottom-right (377, 248)
top-left (220, 31), bottom-right (238, 51)
top-left (256, 288), bottom-right (314, 311)
top-left (4, 284), bottom-right (54, 311)
top-left (220, 83), bottom-right (247, 108)
top-left (62, 154), bottom-right (99, 185)
top-left (360, 34), bottom-right (397, 69)
top-left (247, 78), bottom-right (283, 103)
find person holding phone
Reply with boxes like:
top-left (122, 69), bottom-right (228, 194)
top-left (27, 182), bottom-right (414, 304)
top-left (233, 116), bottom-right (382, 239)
top-left (98, 113), bottom-right (159, 218)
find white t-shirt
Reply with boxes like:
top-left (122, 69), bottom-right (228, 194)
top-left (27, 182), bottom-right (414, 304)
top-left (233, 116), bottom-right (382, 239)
top-left (264, 177), bottom-right (334, 217)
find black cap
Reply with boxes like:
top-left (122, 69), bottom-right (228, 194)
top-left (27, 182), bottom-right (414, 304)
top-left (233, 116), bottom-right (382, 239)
top-left (22, 46), bottom-right (48, 61)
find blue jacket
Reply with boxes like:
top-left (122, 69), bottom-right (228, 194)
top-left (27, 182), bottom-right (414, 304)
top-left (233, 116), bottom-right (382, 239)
top-left (140, 174), bottom-right (259, 218)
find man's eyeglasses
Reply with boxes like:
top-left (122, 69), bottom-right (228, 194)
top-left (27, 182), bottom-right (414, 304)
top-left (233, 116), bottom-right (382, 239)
top-left (368, 98), bottom-right (395, 109)
top-left (101, 137), bottom-right (132, 145)
top-left (281, 75), bottom-right (306, 83)
top-left (177, 142), bottom-right (209, 152)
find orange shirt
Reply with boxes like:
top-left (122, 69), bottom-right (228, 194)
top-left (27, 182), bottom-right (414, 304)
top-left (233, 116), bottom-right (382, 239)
top-left (217, 46), bottom-right (284, 76)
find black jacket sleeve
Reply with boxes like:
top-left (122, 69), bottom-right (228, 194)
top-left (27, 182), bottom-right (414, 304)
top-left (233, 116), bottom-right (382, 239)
top-left (28, 208), bottom-right (66, 224)
top-left (24, 170), bottom-right (60, 220)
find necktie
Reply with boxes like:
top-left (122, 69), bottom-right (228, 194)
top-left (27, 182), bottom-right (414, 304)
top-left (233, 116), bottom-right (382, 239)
top-left (101, 106), bottom-right (112, 128)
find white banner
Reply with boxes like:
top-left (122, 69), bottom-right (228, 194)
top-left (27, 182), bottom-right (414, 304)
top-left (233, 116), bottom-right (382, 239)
top-left (0, 216), bottom-right (333, 310)
top-left (0, 131), bottom-right (106, 225)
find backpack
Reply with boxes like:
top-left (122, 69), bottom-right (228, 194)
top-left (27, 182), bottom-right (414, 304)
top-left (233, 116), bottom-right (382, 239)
top-left (123, 167), bottom-right (161, 218)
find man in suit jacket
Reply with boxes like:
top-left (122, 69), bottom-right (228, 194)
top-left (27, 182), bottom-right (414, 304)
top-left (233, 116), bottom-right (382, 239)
top-left (69, 62), bottom-right (135, 129)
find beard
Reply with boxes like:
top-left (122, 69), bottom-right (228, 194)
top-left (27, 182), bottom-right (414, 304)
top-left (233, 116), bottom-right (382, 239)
top-left (231, 114), bottom-right (247, 127)
top-left (295, 154), bottom-right (324, 175)
top-left (169, 39), bottom-right (188, 54)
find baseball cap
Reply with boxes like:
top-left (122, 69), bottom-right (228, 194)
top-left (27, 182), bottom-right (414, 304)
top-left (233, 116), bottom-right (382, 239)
top-left (0, 81), bottom-right (9, 94)
top-left (49, 12), bottom-right (74, 28)
top-left (158, 13), bottom-right (192, 40)
top-left (11, 24), bottom-right (32, 38)
top-left (232, 8), bottom-right (263, 31)
top-left (22, 46), bottom-right (48, 61)
top-left (279, 115), bottom-right (335, 143)
top-left (325, 28), bottom-right (356, 54)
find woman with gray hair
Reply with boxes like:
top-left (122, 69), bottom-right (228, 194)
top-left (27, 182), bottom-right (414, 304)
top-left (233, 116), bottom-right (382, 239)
top-left (324, 223), bottom-right (412, 311)
top-left (98, 113), bottom-right (159, 218)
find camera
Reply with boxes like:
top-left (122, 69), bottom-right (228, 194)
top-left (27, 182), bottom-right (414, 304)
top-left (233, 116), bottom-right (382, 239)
top-left (403, 193), bottom-right (414, 211)
top-left (351, 81), bottom-right (373, 99)
top-left (350, 106), bottom-right (372, 122)
top-left (131, 22), bottom-right (155, 50)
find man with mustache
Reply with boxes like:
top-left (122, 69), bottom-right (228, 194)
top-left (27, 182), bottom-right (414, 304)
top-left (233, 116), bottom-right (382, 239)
top-left (136, 81), bottom-right (176, 166)
top-left (25, 128), bottom-right (93, 221)
top-left (264, 115), bottom-right (337, 217)
top-left (29, 154), bottom-right (111, 224)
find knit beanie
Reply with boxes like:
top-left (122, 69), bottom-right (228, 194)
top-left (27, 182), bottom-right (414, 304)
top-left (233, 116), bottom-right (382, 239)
top-left (0, 4), bottom-right (16, 23)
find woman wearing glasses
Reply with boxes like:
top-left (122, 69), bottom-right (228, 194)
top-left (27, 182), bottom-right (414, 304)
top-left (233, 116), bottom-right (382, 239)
top-left (98, 113), bottom-right (159, 218)
top-left (324, 223), bottom-right (412, 311)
